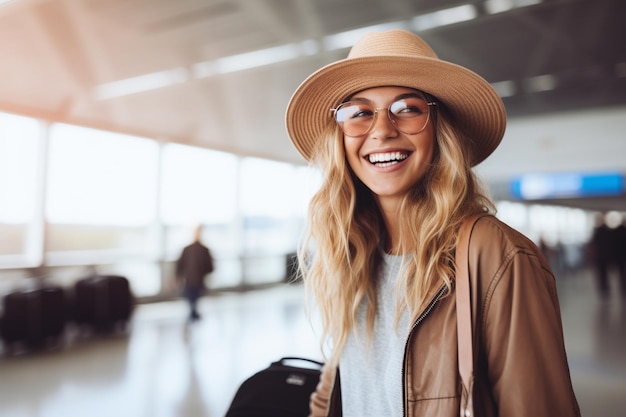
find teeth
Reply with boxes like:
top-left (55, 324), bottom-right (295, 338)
top-left (368, 152), bottom-right (408, 164)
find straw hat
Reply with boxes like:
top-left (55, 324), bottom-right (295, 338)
top-left (285, 29), bottom-right (506, 166)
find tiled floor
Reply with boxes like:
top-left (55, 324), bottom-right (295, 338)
top-left (1, 268), bottom-right (625, 417)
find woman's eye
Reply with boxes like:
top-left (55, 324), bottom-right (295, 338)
top-left (352, 109), bottom-right (373, 118)
top-left (405, 106), bottom-right (424, 114)
top-left (392, 106), bottom-right (417, 116)
top-left (392, 100), bottom-right (427, 116)
top-left (337, 103), bottom-right (373, 121)
top-left (396, 106), bottom-right (413, 113)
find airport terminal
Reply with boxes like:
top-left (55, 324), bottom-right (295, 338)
top-left (0, 0), bottom-right (625, 416)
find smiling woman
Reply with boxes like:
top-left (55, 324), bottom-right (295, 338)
top-left (285, 29), bottom-right (580, 417)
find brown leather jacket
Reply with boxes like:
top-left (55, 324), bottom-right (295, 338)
top-left (309, 215), bottom-right (580, 417)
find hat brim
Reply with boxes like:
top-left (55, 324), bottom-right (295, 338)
top-left (285, 56), bottom-right (506, 166)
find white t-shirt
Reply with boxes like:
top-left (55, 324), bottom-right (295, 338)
top-left (340, 253), bottom-right (410, 417)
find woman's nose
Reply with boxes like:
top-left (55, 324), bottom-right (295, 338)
top-left (369, 109), bottom-right (398, 140)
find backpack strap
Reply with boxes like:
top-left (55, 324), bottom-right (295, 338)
top-left (456, 214), bottom-right (487, 417)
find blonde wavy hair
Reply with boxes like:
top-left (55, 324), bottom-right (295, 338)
top-left (298, 105), bottom-right (495, 366)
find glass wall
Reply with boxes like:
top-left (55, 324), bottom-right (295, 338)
top-left (46, 124), bottom-right (160, 254)
top-left (44, 123), bottom-right (161, 295)
top-left (0, 113), bottom-right (42, 268)
top-left (0, 111), bottom-right (320, 298)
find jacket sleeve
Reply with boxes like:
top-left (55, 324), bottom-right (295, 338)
top-left (476, 222), bottom-right (580, 416)
top-left (309, 364), bottom-right (336, 417)
top-left (205, 248), bottom-right (214, 274)
top-left (175, 248), bottom-right (187, 279)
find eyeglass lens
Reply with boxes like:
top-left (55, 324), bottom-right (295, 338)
top-left (334, 93), bottom-right (433, 137)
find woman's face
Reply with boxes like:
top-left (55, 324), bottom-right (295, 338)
top-left (342, 86), bottom-right (436, 209)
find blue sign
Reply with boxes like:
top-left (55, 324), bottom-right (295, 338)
top-left (510, 172), bottom-right (624, 200)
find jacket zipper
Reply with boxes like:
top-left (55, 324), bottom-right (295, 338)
top-left (401, 284), bottom-right (448, 417)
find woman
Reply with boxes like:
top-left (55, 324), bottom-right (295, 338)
top-left (285, 30), bottom-right (580, 416)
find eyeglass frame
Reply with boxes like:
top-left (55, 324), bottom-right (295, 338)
top-left (330, 90), bottom-right (438, 137)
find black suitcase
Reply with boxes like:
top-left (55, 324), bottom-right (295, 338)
top-left (106, 275), bottom-right (134, 323)
top-left (1, 285), bottom-right (68, 351)
top-left (40, 286), bottom-right (68, 342)
top-left (73, 275), bottom-right (134, 332)
top-left (1, 289), bottom-right (36, 347)
top-left (225, 357), bottom-right (323, 417)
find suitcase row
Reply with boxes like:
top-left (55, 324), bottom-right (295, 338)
top-left (0, 275), bottom-right (135, 353)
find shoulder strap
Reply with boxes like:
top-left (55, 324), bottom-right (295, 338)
top-left (456, 214), bottom-right (486, 417)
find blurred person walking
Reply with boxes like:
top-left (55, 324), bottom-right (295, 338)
top-left (176, 225), bottom-right (214, 321)
top-left (590, 212), bottom-right (626, 300)
top-left (613, 215), bottom-right (626, 298)
top-left (591, 213), bottom-right (613, 299)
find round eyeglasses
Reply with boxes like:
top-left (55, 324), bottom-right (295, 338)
top-left (331, 91), bottom-right (437, 137)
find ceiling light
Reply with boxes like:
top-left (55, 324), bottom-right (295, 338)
top-left (213, 43), bottom-right (302, 74)
top-left (491, 80), bottom-right (517, 97)
top-left (299, 39), bottom-right (319, 56)
top-left (524, 74), bottom-right (557, 92)
top-left (323, 21), bottom-right (408, 51)
top-left (192, 41), bottom-right (318, 79)
top-left (94, 68), bottom-right (189, 100)
top-left (484, 0), bottom-right (542, 15)
top-left (411, 5), bottom-right (477, 31)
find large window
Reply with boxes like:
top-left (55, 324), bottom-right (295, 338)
top-left (46, 124), bottom-right (160, 295)
top-left (0, 112), bottom-right (320, 297)
top-left (47, 124), bottom-right (159, 228)
top-left (0, 112), bottom-right (42, 266)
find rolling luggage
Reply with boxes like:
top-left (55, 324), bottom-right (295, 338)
top-left (40, 285), bottom-right (68, 342)
top-left (73, 275), bottom-right (134, 332)
top-left (225, 357), bottom-right (323, 417)
top-left (1, 284), bottom-right (68, 351)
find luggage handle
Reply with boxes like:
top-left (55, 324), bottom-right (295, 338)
top-left (273, 356), bottom-right (324, 369)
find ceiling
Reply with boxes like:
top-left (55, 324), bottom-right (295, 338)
top-left (1, 0), bottom-right (625, 210)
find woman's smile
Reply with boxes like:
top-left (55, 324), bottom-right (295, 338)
top-left (365, 150), bottom-right (411, 167)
